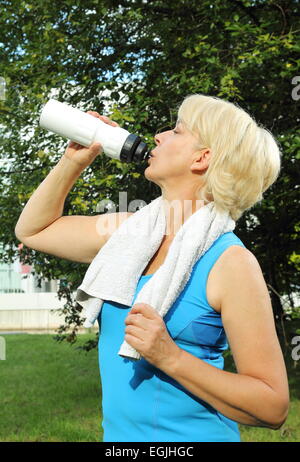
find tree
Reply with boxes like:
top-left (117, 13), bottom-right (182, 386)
top-left (0, 0), bottom-right (299, 352)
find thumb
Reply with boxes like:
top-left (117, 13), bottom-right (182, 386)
top-left (90, 142), bottom-right (102, 155)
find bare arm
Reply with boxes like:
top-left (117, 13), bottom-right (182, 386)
top-left (15, 153), bottom-right (93, 239)
top-left (160, 247), bottom-right (290, 429)
top-left (15, 112), bottom-right (132, 264)
top-left (15, 211), bottom-right (133, 264)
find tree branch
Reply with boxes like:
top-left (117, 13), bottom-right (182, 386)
top-left (227, 0), bottom-right (260, 26)
top-left (273, 2), bottom-right (288, 35)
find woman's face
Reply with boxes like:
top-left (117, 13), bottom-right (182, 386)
top-left (144, 121), bottom-right (204, 187)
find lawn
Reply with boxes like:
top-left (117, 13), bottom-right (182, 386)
top-left (0, 333), bottom-right (299, 442)
top-left (0, 333), bottom-right (102, 442)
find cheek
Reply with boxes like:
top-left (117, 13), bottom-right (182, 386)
top-left (161, 144), bottom-right (182, 164)
top-left (151, 139), bottom-right (189, 172)
top-left (160, 156), bottom-right (188, 176)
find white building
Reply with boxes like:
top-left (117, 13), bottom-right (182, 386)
top-left (0, 244), bottom-right (88, 333)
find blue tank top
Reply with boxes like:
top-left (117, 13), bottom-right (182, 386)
top-left (97, 231), bottom-right (246, 442)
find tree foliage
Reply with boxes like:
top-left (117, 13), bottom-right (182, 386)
top-left (0, 0), bottom-right (299, 351)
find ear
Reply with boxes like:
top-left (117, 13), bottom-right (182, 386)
top-left (190, 148), bottom-right (211, 173)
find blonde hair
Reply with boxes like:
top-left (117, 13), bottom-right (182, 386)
top-left (177, 94), bottom-right (281, 221)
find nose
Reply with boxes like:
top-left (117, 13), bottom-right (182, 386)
top-left (154, 129), bottom-right (172, 146)
top-left (154, 133), bottom-right (161, 146)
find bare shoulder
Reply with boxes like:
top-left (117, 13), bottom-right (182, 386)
top-left (217, 245), bottom-right (265, 291)
top-left (217, 245), bottom-right (270, 315)
top-left (220, 245), bottom-right (261, 270)
top-left (206, 245), bottom-right (264, 313)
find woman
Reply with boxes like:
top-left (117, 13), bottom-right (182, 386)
top-left (15, 94), bottom-right (289, 442)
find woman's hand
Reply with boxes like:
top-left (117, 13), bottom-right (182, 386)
top-left (124, 303), bottom-right (181, 371)
top-left (63, 111), bottom-right (120, 168)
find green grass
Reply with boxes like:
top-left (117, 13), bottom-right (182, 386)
top-left (0, 333), bottom-right (102, 442)
top-left (0, 333), bottom-right (299, 442)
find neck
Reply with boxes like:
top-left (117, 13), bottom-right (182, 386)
top-left (161, 188), bottom-right (211, 237)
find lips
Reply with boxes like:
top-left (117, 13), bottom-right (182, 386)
top-left (147, 151), bottom-right (155, 161)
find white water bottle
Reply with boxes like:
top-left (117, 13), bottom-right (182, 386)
top-left (39, 99), bottom-right (150, 162)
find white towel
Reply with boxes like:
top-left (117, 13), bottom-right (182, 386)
top-left (75, 195), bottom-right (235, 361)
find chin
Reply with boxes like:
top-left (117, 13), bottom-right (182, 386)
top-left (144, 167), bottom-right (159, 186)
top-left (144, 166), bottom-right (153, 180)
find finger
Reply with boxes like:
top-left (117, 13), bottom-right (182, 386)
top-left (125, 325), bottom-right (146, 340)
top-left (89, 142), bottom-right (102, 154)
top-left (86, 111), bottom-right (100, 118)
top-left (124, 333), bottom-right (143, 351)
top-left (130, 303), bottom-right (158, 319)
top-left (125, 313), bottom-right (148, 329)
top-left (99, 115), bottom-right (118, 127)
top-left (100, 115), bottom-right (112, 122)
top-left (68, 141), bottom-right (82, 149)
top-left (86, 112), bottom-right (119, 127)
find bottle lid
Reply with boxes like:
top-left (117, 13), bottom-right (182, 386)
top-left (134, 141), bottom-right (149, 162)
top-left (120, 134), bottom-right (149, 163)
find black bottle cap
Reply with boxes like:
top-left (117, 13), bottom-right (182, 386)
top-left (120, 133), bottom-right (150, 163)
top-left (133, 141), bottom-right (149, 162)
top-left (120, 134), bottom-right (141, 162)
